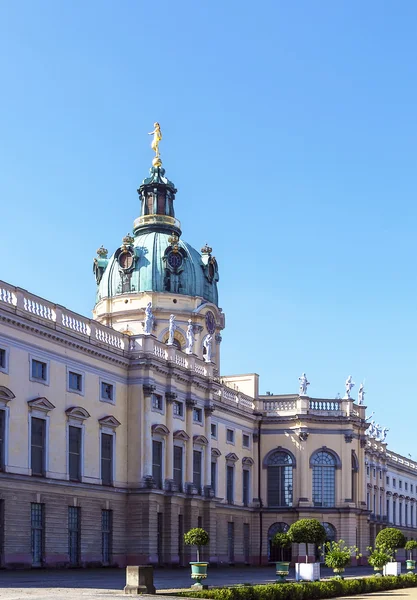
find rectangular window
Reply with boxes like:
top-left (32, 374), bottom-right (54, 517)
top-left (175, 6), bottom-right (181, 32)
top-left (386, 498), bottom-right (390, 522)
top-left (68, 371), bottom-right (83, 392)
top-left (211, 461), bottom-right (217, 496)
top-left (101, 382), bottom-right (114, 402)
top-left (227, 521), bottom-right (235, 564)
top-left (380, 495), bottom-right (382, 518)
top-left (373, 468), bottom-right (376, 478)
top-left (393, 500), bottom-right (396, 524)
top-left (173, 401), bottom-right (183, 417)
top-left (157, 512), bottom-right (163, 565)
top-left (412, 504), bottom-right (414, 528)
top-left (173, 446), bottom-right (183, 491)
top-left (367, 492), bottom-right (370, 510)
top-left (101, 433), bottom-right (113, 485)
top-left (193, 450), bottom-right (202, 493)
top-left (152, 440), bottom-right (163, 489)
top-left (399, 503), bottom-right (403, 525)
top-left (242, 434), bottom-right (250, 448)
top-left (0, 348), bottom-right (5, 369)
top-left (393, 478), bottom-right (396, 488)
top-left (386, 476), bottom-right (390, 485)
top-left (31, 359), bottom-right (47, 381)
top-left (152, 394), bottom-right (163, 411)
top-left (193, 408), bottom-right (202, 423)
top-left (373, 493), bottom-right (376, 516)
top-left (102, 509), bottom-right (112, 565)
top-left (405, 482), bottom-right (408, 491)
top-left (412, 484), bottom-right (414, 493)
top-left (69, 426), bottom-right (82, 481)
top-left (379, 470), bottom-right (382, 479)
top-left (31, 503), bottom-right (44, 567)
top-left (226, 465), bottom-right (234, 504)
top-left (243, 523), bottom-right (250, 564)
top-left (405, 503), bottom-right (408, 526)
top-left (367, 466), bottom-right (370, 476)
top-left (211, 423), bottom-right (217, 439)
top-left (68, 506), bottom-right (80, 566)
top-left (226, 429), bottom-right (235, 443)
top-left (0, 410), bottom-right (5, 471)
top-left (31, 417), bottom-right (46, 476)
top-left (399, 480), bottom-right (402, 489)
top-left (242, 469), bottom-right (250, 506)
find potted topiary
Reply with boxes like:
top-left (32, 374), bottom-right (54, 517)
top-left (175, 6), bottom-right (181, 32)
top-left (375, 528), bottom-right (406, 576)
top-left (367, 546), bottom-right (391, 575)
top-left (272, 532), bottom-right (291, 581)
top-left (405, 540), bottom-right (417, 571)
top-left (184, 527), bottom-right (210, 589)
top-left (288, 519), bottom-right (326, 581)
top-left (322, 539), bottom-right (360, 578)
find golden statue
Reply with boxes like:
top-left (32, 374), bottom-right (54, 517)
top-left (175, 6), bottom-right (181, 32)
top-left (148, 122), bottom-right (162, 165)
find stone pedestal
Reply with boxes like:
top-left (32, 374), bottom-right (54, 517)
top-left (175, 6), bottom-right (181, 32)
top-left (124, 565), bottom-right (155, 595)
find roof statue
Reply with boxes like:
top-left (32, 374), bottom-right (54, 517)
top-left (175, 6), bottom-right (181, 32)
top-left (148, 122), bottom-right (162, 166)
top-left (358, 382), bottom-right (365, 404)
top-left (344, 375), bottom-right (355, 399)
top-left (298, 373), bottom-right (310, 396)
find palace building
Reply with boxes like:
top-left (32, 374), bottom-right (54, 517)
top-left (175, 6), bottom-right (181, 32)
top-left (0, 135), bottom-right (415, 568)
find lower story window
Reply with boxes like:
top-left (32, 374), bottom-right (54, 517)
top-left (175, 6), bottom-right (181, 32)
top-left (31, 503), bottom-right (44, 567)
top-left (102, 509), bottom-right (113, 565)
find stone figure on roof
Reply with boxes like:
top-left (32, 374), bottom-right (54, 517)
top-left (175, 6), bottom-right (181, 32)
top-left (203, 334), bottom-right (213, 363)
top-left (344, 375), bottom-right (355, 399)
top-left (185, 319), bottom-right (195, 354)
top-left (167, 314), bottom-right (176, 345)
top-left (379, 427), bottom-right (389, 442)
top-left (143, 302), bottom-right (154, 335)
top-left (298, 373), bottom-right (310, 396)
top-left (358, 383), bottom-right (365, 404)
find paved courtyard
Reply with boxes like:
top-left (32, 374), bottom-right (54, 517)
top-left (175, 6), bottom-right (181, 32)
top-left (0, 565), bottom-right (398, 600)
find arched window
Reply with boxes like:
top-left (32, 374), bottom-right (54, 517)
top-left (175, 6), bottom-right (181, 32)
top-left (311, 450), bottom-right (336, 507)
top-left (268, 522), bottom-right (290, 562)
top-left (267, 451), bottom-right (293, 507)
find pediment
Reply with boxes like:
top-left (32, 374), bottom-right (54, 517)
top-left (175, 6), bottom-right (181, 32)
top-left (152, 423), bottom-right (170, 436)
top-left (211, 448), bottom-right (222, 458)
top-left (173, 429), bottom-right (190, 441)
top-left (193, 435), bottom-right (208, 446)
top-left (65, 406), bottom-right (91, 420)
top-left (0, 386), bottom-right (15, 403)
top-left (98, 415), bottom-right (121, 429)
top-left (225, 452), bottom-right (239, 463)
top-left (242, 456), bottom-right (254, 466)
top-left (28, 397), bottom-right (56, 412)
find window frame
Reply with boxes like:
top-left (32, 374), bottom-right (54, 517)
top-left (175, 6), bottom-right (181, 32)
top-left (0, 408), bottom-right (6, 471)
top-left (266, 450), bottom-right (294, 508)
top-left (173, 444), bottom-right (184, 491)
top-left (311, 450), bottom-right (337, 508)
top-left (100, 430), bottom-right (115, 486)
top-left (152, 439), bottom-right (164, 489)
top-left (193, 407), bottom-right (203, 424)
top-left (226, 464), bottom-right (234, 504)
top-left (67, 367), bottom-right (85, 396)
top-left (29, 355), bottom-right (50, 386)
top-left (68, 424), bottom-right (83, 482)
top-left (173, 400), bottom-right (184, 418)
top-left (0, 345), bottom-right (9, 374)
top-left (99, 378), bottom-right (115, 404)
top-left (152, 393), bottom-right (164, 413)
top-left (30, 415), bottom-right (48, 477)
top-left (226, 428), bottom-right (235, 445)
top-left (242, 468), bottom-right (250, 506)
top-left (242, 433), bottom-right (250, 449)
top-left (193, 449), bottom-right (202, 493)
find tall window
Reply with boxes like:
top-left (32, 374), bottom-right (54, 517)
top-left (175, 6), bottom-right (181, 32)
top-left (152, 440), bottom-right (163, 489)
top-left (211, 461), bottom-right (217, 496)
top-left (68, 507), bottom-right (81, 566)
top-left (31, 503), bottom-right (44, 567)
top-left (193, 450), bottom-right (202, 493)
top-left (101, 433), bottom-right (113, 485)
top-left (399, 503), bottom-right (403, 525)
top-left (227, 522), bottom-right (235, 563)
top-left (405, 503), bottom-right (408, 526)
top-left (387, 498), bottom-right (390, 522)
top-left (69, 426), bottom-right (82, 481)
top-left (226, 465), bottom-right (234, 504)
top-left (243, 523), bottom-right (250, 564)
top-left (393, 500), bottom-right (397, 524)
top-left (312, 450), bottom-right (336, 507)
top-left (102, 509), bottom-right (112, 565)
top-left (31, 417), bottom-right (46, 476)
top-left (0, 410), bottom-right (5, 471)
top-left (267, 450), bottom-right (293, 507)
top-left (243, 469), bottom-right (250, 506)
top-left (411, 504), bottom-right (414, 528)
top-left (173, 446), bottom-right (183, 491)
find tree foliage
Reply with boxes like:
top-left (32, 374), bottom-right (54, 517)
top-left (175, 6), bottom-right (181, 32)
top-left (375, 528), bottom-right (406, 552)
top-left (288, 519), bottom-right (326, 544)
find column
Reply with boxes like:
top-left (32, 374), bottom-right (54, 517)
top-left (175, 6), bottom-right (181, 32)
top-left (142, 384), bottom-right (156, 481)
top-left (204, 405), bottom-right (215, 493)
top-left (185, 399), bottom-right (196, 487)
top-left (165, 392), bottom-right (176, 485)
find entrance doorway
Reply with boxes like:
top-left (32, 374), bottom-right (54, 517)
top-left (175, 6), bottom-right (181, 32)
top-left (318, 522), bottom-right (337, 562)
top-left (268, 522), bottom-right (291, 562)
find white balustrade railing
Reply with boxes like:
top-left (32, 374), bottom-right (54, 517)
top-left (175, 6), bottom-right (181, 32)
top-left (309, 400), bottom-right (341, 411)
top-left (154, 345), bottom-right (167, 359)
top-left (62, 313), bottom-right (90, 336)
top-left (23, 296), bottom-right (55, 321)
top-left (263, 400), bottom-right (297, 412)
top-left (0, 285), bottom-right (17, 306)
top-left (195, 363), bottom-right (206, 376)
top-left (95, 327), bottom-right (124, 349)
top-left (175, 354), bottom-right (187, 368)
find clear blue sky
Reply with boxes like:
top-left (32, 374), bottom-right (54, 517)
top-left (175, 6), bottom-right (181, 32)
top-left (1, 1), bottom-right (416, 457)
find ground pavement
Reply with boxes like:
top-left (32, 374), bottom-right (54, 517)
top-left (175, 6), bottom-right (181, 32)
top-left (0, 566), bottom-right (414, 600)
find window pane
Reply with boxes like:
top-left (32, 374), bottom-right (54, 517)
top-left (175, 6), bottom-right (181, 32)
top-left (211, 462), bottom-right (217, 496)
top-left (102, 509), bottom-right (112, 564)
top-left (31, 503), bottom-right (44, 566)
top-left (68, 507), bottom-right (80, 566)
top-left (227, 465), bottom-right (234, 503)
top-left (173, 446), bottom-right (183, 490)
top-left (32, 360), bottom-right (46, 380)
top-left (152, 440), bottom-right (163, 488)
top-left (0, 349), bottom-right (5, 368)
top-left (31, 418), bottom-right (45, 476)
top-left (193, 450), bottom-right (202, 492)
top-left (101, 434), bottom-right (113, 485)
top-left (243, 470), bottom-right (250, 506)
top-left (69, 372), bottom-right (82, 391)
top-left (0, 410), bottom-right (4, 470)
top-left (69, 426), bottom-right (81, 481)
top-left (267, 464), bottom-right (293, 507)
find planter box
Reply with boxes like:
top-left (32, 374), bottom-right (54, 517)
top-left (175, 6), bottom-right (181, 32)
top-left (383, 562), bottom-right (401, 576)
top-left (295, 562), bottom-right (320, 581)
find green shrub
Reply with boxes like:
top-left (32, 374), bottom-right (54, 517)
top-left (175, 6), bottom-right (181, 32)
top-left (321, 540), bottom-right (359, 570)
top-left (288, 519), bottom-right (326, 545)
top-left (184, 527), bottom-right (210, 562)
top-left (367, 545), bottom-right (391, 569)
top-left (375, 528), bottom-right (406, 556)
top-left (405, 540), bottom-right (417, 559)
top-left (175, 574), bottom-right (417, 600)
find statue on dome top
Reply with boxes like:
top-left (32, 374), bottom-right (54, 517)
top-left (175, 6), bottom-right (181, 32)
top-left (298, 373), bottom-right (310, 396)
top-left (148, 122), bottom-right (162, 164)
top-left (143, 302), bottom-right (154, 335)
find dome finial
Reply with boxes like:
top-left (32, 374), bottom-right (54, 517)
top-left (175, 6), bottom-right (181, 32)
top-left (148, 122), bottom-right (162, 167)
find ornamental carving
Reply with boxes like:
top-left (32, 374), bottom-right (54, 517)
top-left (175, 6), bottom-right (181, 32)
top-left (143, 384), bottom-right (156, 396)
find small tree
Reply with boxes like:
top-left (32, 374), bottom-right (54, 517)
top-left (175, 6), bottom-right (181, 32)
top-left (405, 540), bottom-right (417, 561)
top-left (288, 519), bottom-right (326, 563)
top-left (272, 532), bottom-right (291, 562)
top-left (367, 546), bottom-right (391, 570)
top-left (184, 527), bottom-right (210, 563)
top-left (322, 540), bottom-right (360, 570)
top-left (375, 528), bottom-right (406, 560)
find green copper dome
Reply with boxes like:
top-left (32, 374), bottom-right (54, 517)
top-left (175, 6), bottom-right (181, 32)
top-left (93, 164), bottom-right (219, 305)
